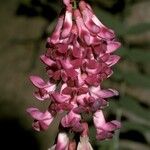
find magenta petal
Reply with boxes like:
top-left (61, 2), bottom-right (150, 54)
top-left (55, 132), bottom-right (69, 150)
top-left (65, 68), bottom-right (78, 79)
top-left (40, 55), bottom-right (55, 66)
top-left (74, 9), bottom-right (91, 45)
top-left (98, 27), bottom-right (115, 39)
top-left (73, 106), bottom-right (86, 114)
top-left (78, 87), bottom-right (89, 95)
top-left (105, 55), bottom-right (120, 66)
top-left (106, 41), bottom-right (121, 53)
top-left (96, 131), bottom-right (113, 140)
top-left (30, 75), bottom-right (47, 88)
top-left (27, 107), bottom-right (53, 131)
top-left (79, 1), bottom-right (100, 34)
top-left (85, 75), bottom-right (99, 86)
top-left (62, 87), bottom-right (72, 95)
top-left (57, 43), bottom-right (68, 54)
top-left (71, 59), bottom-right (83, 68)
top-left (27, 108), bottom-right (52, 120)
top-left (100, 89), bottom-right (119, 98)
top-left (61, 5), bottom-right (72, 38)
top-left (103, 120), bottom-right (121, 131)
top-left (61, 111), bottom-right (82, 132)
top-left (93, 110), bottom-right (106, 129)
top-left (33, 90), bottom-right (50, 101)
top-left (53, 70), bottom-right (61, 80)
top-left (60, 59), bottom-right (72, 69)
top-left (51, 92), bottom-right (70, 103)
top-left (50, 15), bottom-right (64, 44)
top-left (63, 0), bottom-right (70, 6)
top-left (72, 47), bottom-right (82, 58)
top-left (90, 86), bottom-right (119, 99)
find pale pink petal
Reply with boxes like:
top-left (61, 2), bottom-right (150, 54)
top-left (55, 132), bottom-right (69, 150)
top-left (30, 75), bottom-right (47, 88)
top-left (106, 41), bottom-right (121, 53)
top-left (77, 136), bottom-right (93, 150)
top-left (90, 86), bottom-right (119, 99)
top-left (61, 5), bottom-right (73, 38)
top-left (40, 55), bottom-right (55, 66)
top-left (33, 90), bottom-right (50, 101)
top-left (93, 110), bottom-right (106, 129)
top-left (51, 92), bottom-right (71, 103)
top-left (105, 55), bottom-right (120, 66)
top-left (61, 111), bottom-right (82, 132)
top-left (27, 107), bottom-right (53, 131)
top-left (60, 59), bottom-right (73, 69)
top-left (74, 9), bottom-right (91, 45)
top-left (79, 1), bottom-right (100, 34)
top-left (103, 120), bottom-right (121, 131)
top-left (96, 131), bottom-right (113, 140)
top-left (50, 15), bottom-right (64, 44)
top-left (63, 0), bottom-right (70, 6)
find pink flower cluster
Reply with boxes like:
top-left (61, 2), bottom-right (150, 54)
top-left (27, 0), bottom-right (121, 149)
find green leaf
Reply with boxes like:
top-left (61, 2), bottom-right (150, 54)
top-left (122, 121), bottom-right (150, 133)
top-left (119, 96), bottom-right (150, 121)
top-left (125, 22), bottom-right (150, 35)
top-left (117, 48), bottom-right (150, 63)
top-left (112, 69), bottom-right (150, 88)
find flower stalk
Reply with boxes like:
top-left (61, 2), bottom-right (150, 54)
top-left (73, 0), bottom-right (77, 9)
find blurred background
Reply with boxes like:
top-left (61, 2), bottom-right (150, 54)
top-left (0, 0), bottom-right (150, 149)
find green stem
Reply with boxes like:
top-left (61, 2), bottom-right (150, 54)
top-left (73, 0), bottom-right (77, 9)
top-left (113, 108), bottom-right (122, 150)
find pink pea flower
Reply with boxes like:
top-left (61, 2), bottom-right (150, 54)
top-left (61, 110), bottom-right (83, 132)
top-left (93, 110), bottom-right (121, 140)
top-left (27, 0), bottom-right (121, 148)
top-left (26, 107), bottom-right (54, 131)
top-left (30, 75), bottom-right (56, 101)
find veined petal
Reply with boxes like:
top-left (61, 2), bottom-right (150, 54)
top-left (74, 9), bottom-right (91, 45)
top-left (55, 132), bottom-right (69, 150)
top-left (60, 58), bottom-right (73, 69)
top-left (103, 120), bottom-right (121, 131)
top-left (93, 110), bottom-right (121, 140)
top-left (72, 46), bottom-right (83, 58)
top-left (30, 75), bottom-right (48, 88)
top-left (26, 107), bottom-right (53, 131)
top-left (50, 14), bottom-right (64, 44)
top-left (77, 136), bottom-right (93, 150)
top-left (65, 68), bottom-right (78, 79)
top-left (90, 86), bottom-right (119, 99)
top-left (61, 5), bottom-right (73, 38)
top-left (79, 1), bottom-right (100, 34)
top-left (105, 55), bottom-right (120, 66)
top-left (106, 41), bottom-right (121, 53)
top-left (56, 43), bottom-right (68, 54)
top-left (93, 110), bottom-right (106, 129)
top-left (40, 55), bottom-right (55, 66)
top-left (63, 0), bottom-right (70, 6)
top-left (51, 92), bottom-right (71, 103)
top-left (61, 111), bottom-right (82, 132)
top-left (33, 90), bottom-right (50, 101)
